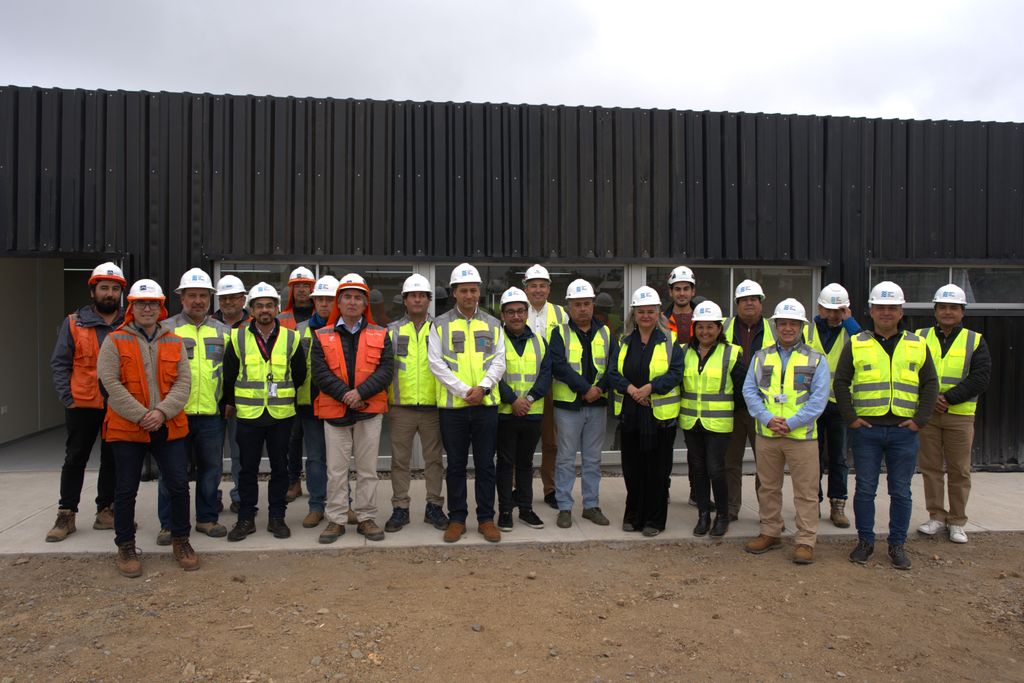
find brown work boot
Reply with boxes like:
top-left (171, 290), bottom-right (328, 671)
top-left (793, 544), bottom-right (815, 565)
top-left (115, 542), bottom-right (142, 578)
top-left (302, 510), bottom-right (324, 528)
top-left (478, 521), bottom-right (502, 543)
top-left (171, 537), bottom-right (201, 571)
top-left (46, 509), bottom-right (77, 542)
top-left (829, 499), bottom-right (850, 528)
top-left (744, 534), bottom-right (782, 555)
top-left (285, 480), bottom-right (303, 503)
top-left (195, 521), bottom-right (227, 538)
top-left (346, 509), bottom-right (358, 525)
top-left (93, 506), bottom-right (114, 530)
top-left (443, 521), bottom-right (466, 543)
top-left (319, 522), bottom-right (345, 544)
top-left (357, 519), bottom-right (385, 541)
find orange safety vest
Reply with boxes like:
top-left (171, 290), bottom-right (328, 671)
top-left (68, 313), bottom-right (104, 409)
top-left (277, 312), bottom-right (297, 330)
top-left (314, 325), bottom-right (389, 419)
top-left (102, 331), bottom-right (189, 443)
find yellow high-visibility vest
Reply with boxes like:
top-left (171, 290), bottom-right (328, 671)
top-left (611, 336), bottom-right (680, 421)
top-left (849, 331), bottom-right (927, 418)
top-left (170, 313), bottom-right (230, 416)
top-left (915, 326), bottom-right (982, 417)
top-left (432, 309), bottom-right (502, 409)
top-left (230, 325), bottom-right (299, 420)
top-left (388, 316), bottom-right (438, 407)
top-left (499, 333), bottom-right (546, 416)
top-left (804, 321), bottom-right (851, 404)
top-left (678, 343), bottom-right (740, 433)
top-left (750, 343), bottom-right (824, 440)
top-left (551, 322), bottom-right (610, 404)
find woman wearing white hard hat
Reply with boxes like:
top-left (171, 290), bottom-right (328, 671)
top-left (607, 286), bottom-right (684, 536)
top-left (678, 301), bottom-right (746, 537)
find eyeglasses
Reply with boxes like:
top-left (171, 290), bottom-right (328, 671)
top-left (133, 301), bottom-right (161, 310)
top-left (503, 308), bottom-right (528, 317)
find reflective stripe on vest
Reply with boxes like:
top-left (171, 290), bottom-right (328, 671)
top-left (313, 325), bottom-right (389, 419)
top-left (551, 322), bottom-right (610, 403)
top-left (499, 333), bottom-right (546, 416)
top-left (803, 322), bottom-right (850, 404)
top-left (388, 317), bottom-right (437, 407)
top-left (432, 311), bottom-right (502, 409)
top-left (296, 322), bottom-right (314, 406)
top-left (231, 326), bottom-right (299, 419)
top-left (540, 302), bottom-right (567, 342)
top-left (68, 313), bottom-right (103, 409)
top-left (678, 343), bottom-right (739, 433)
top-left (751, 343), bottom-right (824, 440)
top-left (612, 337), bottom-right (680, 421)
top-left (724, 316), bottom-right (775, 351)
top-left (850, 331), bottom-right (927, 418)
top-left (171, 314), bottom-right (229, 415)
top-left (916, 327), bottom-right (981, 416)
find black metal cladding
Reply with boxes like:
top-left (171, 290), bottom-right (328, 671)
top-left (1, 85), bottom-right (1022, 466)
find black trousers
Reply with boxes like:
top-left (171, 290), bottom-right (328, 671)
top-left (59, 407), bottom-right (116, 513)
top-left (683, 423), bottom-right (730, 516)
top-left (496, 418), bottom-right (542, 513)
top-left (620, 425), bottom-right (676, 531)
top-left (236, 417), bottom-right (294, 521)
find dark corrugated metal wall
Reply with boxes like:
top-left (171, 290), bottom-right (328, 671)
top-left (1, 85), bottom-right (1022, 466)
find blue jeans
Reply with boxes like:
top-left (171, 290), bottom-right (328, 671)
top-left (852, 424), bottom-right (919, 546)
top-left (159, 414), bottom-right (224, 527)
top-left (553, 406), bottom-right (607, 511)
top-left (226, 415), bottom-right (241, 503)
top-left (301, 415), bottom-right (327, 513)
top-left (439, 406), bottom-right (498, 524)
top-left (817, 402), bottom-right (849, 501)
top-left (112, 434), bottom-right (189, 546)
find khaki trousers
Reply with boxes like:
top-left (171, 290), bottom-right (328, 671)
top-left (324, 415), bottom-right (382, 524)
top-left (754, 435), bottom-right (819, 547)
top-left (725, 405), bottom-right (759, 516)
top-left (389, 405), bottom-right (445, 509)
top-left (540, 392), bottom-right (558, 495)
top-left (918, 411), bottom-right (975, 526)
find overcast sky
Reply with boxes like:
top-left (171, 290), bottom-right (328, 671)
top-left (2, 0), bottom-right (1022, 122)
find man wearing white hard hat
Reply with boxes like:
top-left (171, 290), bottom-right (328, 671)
top-left (742, 299), bottom-right (830, 564)
top-left (46, 262), bottom-right (126, 542)
top-left (662, 265), bottom-right (703, 344)
top-left (153, 268), bottom-right (231, 545)
top-left (279, 266), bottom-right (317, 504)
top-left (222, 282), bottom-right (307, 542)
top-left (834, 281), bottom-right (938, 570)
top-left (495, 286), bottom-right (553, 532)
top-left (311, 273), bottom-right (393, 544)
top-left (803, 283), bottom-right (862, 528)
top-left (915, 284), bottom-right (990, 544)
top-left (522, 264), bottom-right (567, 509)
top-left (293, 275), bottom-right (340, 530)
top-left (97, 279), bottom-right (196, 577)
top-left (723, 279), bottom-right (776, 521)
top-left (212, 274), bottom-right (251, 514)
top-left (384, 274), bottom-right (449, 534)
top-left (549, 278), bottom-right (616, 529)
top-left (428, 263), bottom-right (507, 543)
top-left (607, 286), bottom-right (684, 536)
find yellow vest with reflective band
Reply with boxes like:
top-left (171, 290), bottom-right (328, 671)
top-left (532, 302), bottom-right (567, 342)
top-left (915, 327), bottom-right (981, 417)
top-left (499, 332), bottom-right (546, 416)
top-left (170, 313), bottom-right (230, 416)
top-left (432, 309), bottom-right (502, 409)
top-left (611, 335), bottom-right (680, 421)
top-left (724, 316), bottom-right (775, 350)
top-left (849, 331), bottom-right (927, 418)
top-left (230, 325), bottom-right (300, 420)
top-left (678, 343), bottom-right (740, 433)
top-left (751, 343), bottom-right (824, 440)
top-left (551, 322), bottom-right (611, 403)
top-left (295, 321), bottom-right (314, 406)
top-left (803, 322), bottom-right (850, 404)
top-left (388, 316), bottom-right (437, 407)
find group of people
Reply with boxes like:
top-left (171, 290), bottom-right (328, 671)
top-left (48, 260), bottom-right (989, 577)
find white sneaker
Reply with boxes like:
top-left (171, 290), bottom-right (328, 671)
top-left (948, 525), bottom-right (968, 544)
top-left (917, 519), bottom-right (946, 536)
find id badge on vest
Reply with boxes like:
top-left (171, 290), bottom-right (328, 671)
top-left (773, 393), bottom-right (788, 404)
top-left (268, 373), bottom-right (278, 398)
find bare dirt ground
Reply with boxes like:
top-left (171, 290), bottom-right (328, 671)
top-left (2, 533), bottom-right (1023, 682)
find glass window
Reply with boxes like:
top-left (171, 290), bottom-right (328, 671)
top-left (870, 266), bottom-right (949, 304)
top-left (645, 266), bottom-right (731, 313)
top-left (953, 267), bottom-right (1024, 305)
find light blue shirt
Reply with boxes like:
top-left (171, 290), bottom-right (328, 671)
top-left (337, 316), bottom-right (365, 335)
top-left (742, 342), bottom-right (831, 431)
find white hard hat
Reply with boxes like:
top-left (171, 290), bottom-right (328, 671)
top-left (337, 273), bottom-right (369, 296)
top-left (216, 275), bottom-right (246, 296)
top-left (500, 287), bottom-right (530, 308)
top-left (175, 267), bottom-right (216, 293)
top-left (771, 298), bottom-right (808, 323)
top-left (630, 285), bottom-right (662, 307)
top-left (522, 264), bottom-right (551, 283)
top-left (735, 279), bottom-right (765, 300)
top-left (868, 281), bottom-right (906, 305)
top-left (449, 263), bottom-right (482, 286)
top-left (402, 274), bottom-right (433, 295)
top-left (288, 267), bottom-right (316, 284)
top-left (817, 283), bottom-right (850, 309)
top-left (312, 275), bottom-right (340, 298)
top-left (692, 301), bottom-right (725, 323)
top-left (933, 283), bottom-right (967, 306)
top-left (565, 279), bottom-right (596, 300)
top-left (248, 282), bottom-right (281, 303)
top-left (127, 279), bottom-right (165, 300)
top-left (89, 262), bottom-right (126, 286)
top-left (667, 266), bottom-right (696, 285)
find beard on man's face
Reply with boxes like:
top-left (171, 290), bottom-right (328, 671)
top-left (94, 297), bottom-right (119, 314)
